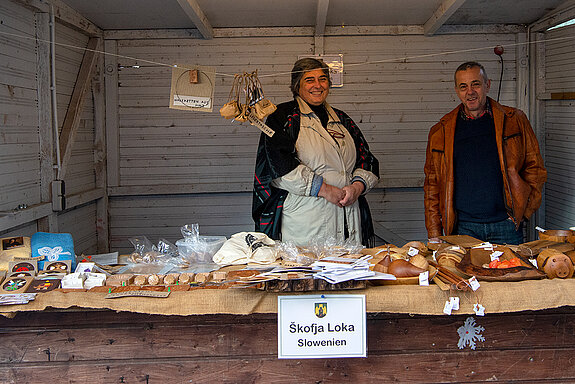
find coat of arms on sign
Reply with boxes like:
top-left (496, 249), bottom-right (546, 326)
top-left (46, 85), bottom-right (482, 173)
top-left (315, 302), bottom-right (327, 318)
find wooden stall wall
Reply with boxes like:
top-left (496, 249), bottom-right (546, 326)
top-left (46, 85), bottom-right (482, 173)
top-left (543, 23), bottom-right (575, 230)
top-left (0, 1), bottom-right (42, 220)
top-left (106, 32), bottom-right (519, 253)
top-left (4, 309), bottom-right (575, 383)
top-left (0, 1), bottom-right (102, 255)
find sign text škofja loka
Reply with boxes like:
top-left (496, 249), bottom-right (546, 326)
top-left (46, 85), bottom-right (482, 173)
top-left (277, 295), bottom-right (366, 359)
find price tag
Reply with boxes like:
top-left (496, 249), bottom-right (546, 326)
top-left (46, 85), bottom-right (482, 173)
top-left (247, 111), bottom-right (275, 137)
top-left (473, 242), bottom-right (493, 251)
top-left (450, 297), bottom-right (460, 311)
top-left (473, 303), bottom-right (486, 316)
top-left (530, 259), bottom-right (538, 268)
top-left (418, 271), bottom-right (429, 286)
top-left (468, 276), bottom-right (480, 291)
top-left (407, 247), bottom-right (419, 257)
top-left (443, 300), bottom-right (453, 315)
top-left (490, 251), bottom-right (503, 261)
top-left (432, 250), bottom-right (437, 261)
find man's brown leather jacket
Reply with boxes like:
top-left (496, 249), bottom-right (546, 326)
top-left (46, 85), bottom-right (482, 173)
top-left (423, 97), bottom-right (547, 238)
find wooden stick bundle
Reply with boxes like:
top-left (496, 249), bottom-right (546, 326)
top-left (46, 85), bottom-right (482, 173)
top-left (429, 260), bottom-right (471, 291)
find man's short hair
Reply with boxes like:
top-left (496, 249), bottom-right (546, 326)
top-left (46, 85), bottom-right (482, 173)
top-left (290, 58), bottom-right (332, 97)
top-left (454, 61), bottom-right (489, 85)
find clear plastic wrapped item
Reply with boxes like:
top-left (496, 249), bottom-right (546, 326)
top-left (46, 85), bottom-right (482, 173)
top-left (175, 224), bottom-right (226, 265)
top-left (157, 238), bottom-right (179, 258)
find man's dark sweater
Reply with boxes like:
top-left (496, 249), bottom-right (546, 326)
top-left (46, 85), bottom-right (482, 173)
top-left (453, 110), bottom-right (508, 223)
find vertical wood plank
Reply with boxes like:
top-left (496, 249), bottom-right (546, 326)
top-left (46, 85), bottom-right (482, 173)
top-left (104, 39), bottom-right (120, 187)
top-left (35, 11), bottom-right (58, 232)
top-left (93, 56), bottom-right (109, 252)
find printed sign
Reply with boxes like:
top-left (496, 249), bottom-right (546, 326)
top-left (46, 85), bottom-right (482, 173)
top-left (297, 54), bottom-right (344, 87)
top-left (278, 294), bottom-right (366, 359)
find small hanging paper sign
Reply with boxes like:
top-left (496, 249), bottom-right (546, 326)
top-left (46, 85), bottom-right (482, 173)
top-left (473, 303), bottom-right (486, 316)
top-left (297, 54), bottom-right (344, 87)
top-left (169, 64), bottom-right (215, 112)
top-left (418, 271), bottom-right (429, 286)
top-left (450, 296), bottom-right (460, 311)
top-left (468, 276), bottom-right (480, 291)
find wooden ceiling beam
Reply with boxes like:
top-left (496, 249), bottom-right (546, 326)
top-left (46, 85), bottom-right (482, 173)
top-left (176, 0), bottom-right (214, 39)
top-left (315, 0), bottom-right (329, 36)
top-left (49, 0), bottom-right (102, 37)
top-left (423, 0), bottom-right (466, 36)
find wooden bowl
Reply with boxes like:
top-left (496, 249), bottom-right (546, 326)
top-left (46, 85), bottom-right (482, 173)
top-left (539, 229), bottom-right (575, 243)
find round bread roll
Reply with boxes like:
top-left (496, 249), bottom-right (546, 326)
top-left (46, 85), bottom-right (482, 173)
top-left (163, 274), bottom-right (179, 285)
top-left (147, 274), bottom-right (161, 286)
top-left (133, 275), bottom-right (147, 286)
top-left (178, 273), bottom-right (194, 284)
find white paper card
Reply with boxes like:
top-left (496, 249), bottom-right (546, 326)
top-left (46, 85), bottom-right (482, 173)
top-left (443, 300), bottom-right (453, 315)
top-left (450, 297), bottom-right (460, 311)
top-left (474, 303), bottom-right (486, 316)
top-left (278, 295), bottom-right (366, 359)
top-left (419, 271), bottom-right (429, 286)
top-left (407, 247), bottom-right (419, 257)
top-left (490, 251), bottom-right (503, 261)
top-left (468, 276), bottom-right (480, 291)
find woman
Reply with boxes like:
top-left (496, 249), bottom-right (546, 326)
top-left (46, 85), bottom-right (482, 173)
top-left (252, 58), bottom-right (379, 246)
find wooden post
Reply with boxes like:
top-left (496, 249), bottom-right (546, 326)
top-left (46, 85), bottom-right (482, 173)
top-left (58, 37), bottom-right (100, 180)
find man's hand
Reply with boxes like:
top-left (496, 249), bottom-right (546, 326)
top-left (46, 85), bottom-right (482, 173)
top-left (318, 183), bottom-right (345, 207)
top-left (339, 181), bottom-right (364, 207)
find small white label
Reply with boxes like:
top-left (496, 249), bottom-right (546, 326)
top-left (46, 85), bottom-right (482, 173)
top-left (432, 250), bottom-right (437, 261)
top-left (490, 251), bottom-right (503, 261)
top-left (473, 303), bottom-right (486, 316)
top-left (407, 247), bottom-right (419, 257)
top-left (418, 271), bottom-right (429, 286)
top-left (468, 276), bottom-right (480, 291)
top-left (530, 259), bottom-right (538, 268)
top-left (443, 300), bottom-right (453, 315)
top-left (473, 242), bottom-right (493, 251)
top-left (247, 111), bottom-right (275, 137)
top-left (450, 297), bottom-right (460, 311)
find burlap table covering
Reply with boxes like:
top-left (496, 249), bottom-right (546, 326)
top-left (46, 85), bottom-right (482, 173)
top-left (2, 278), bottom-right (575, 317)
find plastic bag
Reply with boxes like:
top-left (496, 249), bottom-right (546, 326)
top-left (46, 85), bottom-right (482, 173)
top-left (174, 224), bottom-right (226, 265)
top-left (127, 236), bottom-right (169, 264)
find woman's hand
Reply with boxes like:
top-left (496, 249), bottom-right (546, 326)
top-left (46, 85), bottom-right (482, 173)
top-left (318, 183), bottom-right (345, 207)
top-left (339, 181), bottom-right (364, 207)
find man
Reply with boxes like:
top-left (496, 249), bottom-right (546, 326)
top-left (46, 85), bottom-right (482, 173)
top-left (424, 61), bottom-right (546, 244)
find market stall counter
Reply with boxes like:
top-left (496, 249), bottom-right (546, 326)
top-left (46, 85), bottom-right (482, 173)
top-left (2, 280), bottom-right (575, 383)
top-left (3, 233), bottom-right (575, 382)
